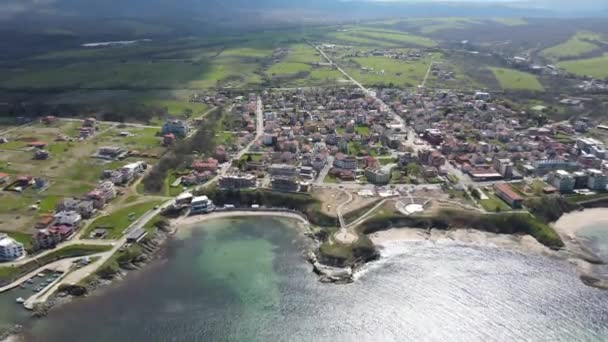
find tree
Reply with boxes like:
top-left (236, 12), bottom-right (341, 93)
top-left (184, 108), bottom-right (193, 119)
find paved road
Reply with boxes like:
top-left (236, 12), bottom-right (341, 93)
top-left (314, 156), bottom-right (334, 185)
top-left (2, 239), bottom-right (115, 267)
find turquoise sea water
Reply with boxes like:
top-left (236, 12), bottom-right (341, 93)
top-left (1, 216), bottom-right (607, 341)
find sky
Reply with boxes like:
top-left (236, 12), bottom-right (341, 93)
top-left (0, 0), bottom-right (606, 22)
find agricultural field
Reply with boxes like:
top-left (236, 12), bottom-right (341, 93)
top-left (264, 44), bottom-right (345, 85)
top-left (558, 54), bottom-right (608, 79)
top-left (342, 53), bottom-right (438, 87)
top-left (540, 32), bottom-right (607, 60)
top-left (399, 17), bottom-right (484, 34)
top-left (327, 27), bottom-right (436, 48)
top-left (488, 67), bottom-right (545, 91)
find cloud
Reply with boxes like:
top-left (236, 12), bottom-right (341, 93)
top-left (0, 0), bottom-right (57, 20)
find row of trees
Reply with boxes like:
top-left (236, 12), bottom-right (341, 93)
top-left (142, 107), bottom-right (223, 193)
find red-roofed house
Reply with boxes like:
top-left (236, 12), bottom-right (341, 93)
top-left (494, 183), bottom-right (523, 209)
top-left (192, 158), bottom-right (219, 172)
top-left (28, 141), bottom-right (47, 148)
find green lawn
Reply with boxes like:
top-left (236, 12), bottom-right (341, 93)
top-left (541, 32), bottom-right (606, 60)
top-left (323, 174), bottom-right (339, 184)
top-left (85, 200), bottom-right (164, 239)
top-left (489, 67), bottom-right (544, 91)
top-left (355, 125), bottom-right (371, 136)
top-left (558, 54), bottom-right (608, 79)
top-left (480, 193), bottom-right (513, 212)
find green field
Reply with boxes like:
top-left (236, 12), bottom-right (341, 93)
top-left (492, 18), bottom-right (528, 26)
top-left (489, 67), bottom-right (544, 91)
top-left (85, 200), bottom-right (164, 239)
top-left (344, 54), bottom-right (437, 87)
top-left (265, 44), bottom-right (344, 85)
top-left (558, 54), bottom-right (608, 79)
top-left (541, 32), bottom-right (606, 60)
top-left (329, 27), bottom-right (436, 48)
top-left (480, 193), bottom-right (513, 212)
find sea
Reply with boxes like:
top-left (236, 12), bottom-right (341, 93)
top-left (2, 216), bottom-right (608, 341)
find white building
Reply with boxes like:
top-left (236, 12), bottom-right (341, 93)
top-left (190, 196), bottom-right (215, 215)
top-left (55, 211), bottom-right (82, 226)
top-left (0, 233), bottom-right (25, 261)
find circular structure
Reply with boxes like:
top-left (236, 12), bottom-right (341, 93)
top-left (404, 204), bottom-right (424, 215)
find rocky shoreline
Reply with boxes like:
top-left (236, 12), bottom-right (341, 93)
top-left (29, 229), bottom-right (171, 319)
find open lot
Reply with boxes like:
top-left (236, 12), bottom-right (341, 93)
top-left (84, 200), bottom-right (164, 239)
top-left (0, 119), bottom-right (168, 235)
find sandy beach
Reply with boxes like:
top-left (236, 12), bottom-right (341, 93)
top-left (171, 211), bottom-right (309, 227)
top-left (553, 208), bottom-right (608, 238)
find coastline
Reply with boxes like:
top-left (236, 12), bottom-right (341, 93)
top-left (553, 208), bottom-right (608, 239)
top-left (170, 211), bottom-right (311, 231)
top-left (367, 208), bottom-right (608, 290)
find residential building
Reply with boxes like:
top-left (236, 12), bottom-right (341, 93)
top-left (192, 158), bottom-right (219, 173)
top-left (494, 183), bottom-right (523, 209)
top-left (588, 169), bottom-right (608, 191)
top-left (271, 176), bottom-right (299, 192)
top-left (549, 170), bottom-right (575, 193)
top-left (365, 166), bottom-right (392, 185)
top-left (299, 166), bottom-right (316, 181)
top-left (333, 154), bottom-right (357, 170)
top-left (33, 229), bottom-right (63, 250)
top-left (311, 154), bottom-right (327, 171)
top-left (162, 119), bottom-right (189, 137)
top-left (0, 233), bottom-right (25, 261)
top-left (269, 164), bottom-right (298, 177)
top-left (494, 158), bottom-right (514, 179)
top-left (190, 196), bottom-right (215, 215)
top-left (219, 174), bottom-right (256, 189)
top-left (54, 211), bottom-right (82, 226)
top-left (572, 171), bottom-right (589, 189)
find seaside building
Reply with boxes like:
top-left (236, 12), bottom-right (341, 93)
top-left (549, 170), bottom-right (575, 193)
top-left (219, 174), bottom-right (257, 189)
top-left (0, 233), bottom-right (25, 261)
top-left (190, 196), bottom-right (215, 215)
top-left (587, 169), bottom-right (608, 191)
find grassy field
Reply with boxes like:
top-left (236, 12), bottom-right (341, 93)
top-left (344, 54), bottom-right (437, 87)
top-left (0, 120), bottom-right (169, 235)
top-left (489, 67), bottom-right (544, 91)
top-left (493, 18), bottom-right (528, 26)
top-left (85, 200), bottom-right (164, 239)
top-left (265, 44), bottom-right (344, 85)
top-left (403, 17), bottom-right (484, 34)
top-left (558, 54), bottom-right (608, 79)
top-left (541, 32), bottom-right (606, 60)
top-left (328, 27), bottom-right (436, 48)
top-left (480, 193), bottom-right (512, 212)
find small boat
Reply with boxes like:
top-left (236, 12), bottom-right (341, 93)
top-left (19, 284), bottom-right (26, 289)
top-left (26, 279), bottom-right (34, 284)
top-left (16, 297), bottom-right (25, 304)
top-left (37, 273), bottom-right (45, 278)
